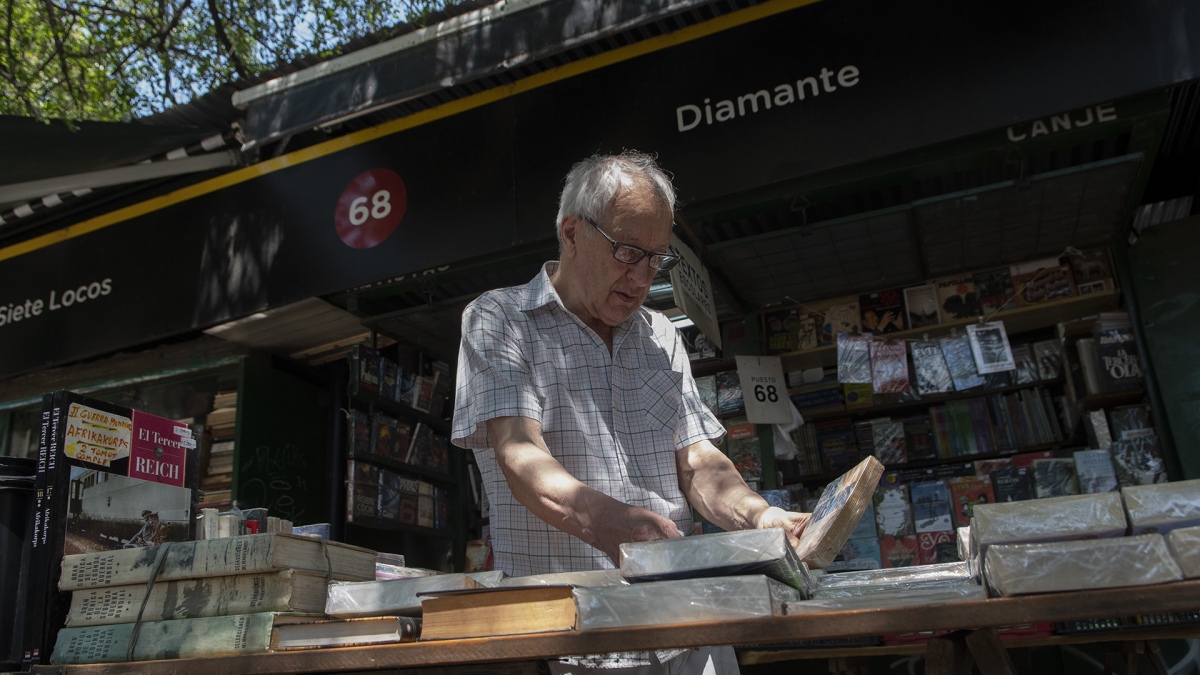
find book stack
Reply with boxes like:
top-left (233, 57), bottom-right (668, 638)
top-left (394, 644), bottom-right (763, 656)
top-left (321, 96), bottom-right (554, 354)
top-left (50, 533), bottom-right (378, 664)
top-left (199, 389), bottom-right (237, 509)
top-left (23, 390), bottom-right (202, 667)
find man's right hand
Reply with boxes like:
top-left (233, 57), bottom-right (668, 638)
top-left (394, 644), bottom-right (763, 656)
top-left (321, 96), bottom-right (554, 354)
top-left (589, 500), bottom-right (683, 565)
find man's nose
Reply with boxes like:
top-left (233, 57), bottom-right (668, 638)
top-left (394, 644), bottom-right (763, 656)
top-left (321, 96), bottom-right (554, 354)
top-left (627, 258), bottom-right (657, 286)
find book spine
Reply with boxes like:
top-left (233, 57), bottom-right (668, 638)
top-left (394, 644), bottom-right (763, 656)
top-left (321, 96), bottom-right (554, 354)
top-left (64, 570), bottom-right (315, 627)
top-left (59, 536), bottom-right (283, 590)
top-left (51, 612), bottom-right (279, 664)
top-left (22, 392), bottom-right (56, 667)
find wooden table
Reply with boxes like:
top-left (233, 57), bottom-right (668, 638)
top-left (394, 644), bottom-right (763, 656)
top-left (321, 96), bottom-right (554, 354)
top-left (31, 579), bottom-right (1200, 675)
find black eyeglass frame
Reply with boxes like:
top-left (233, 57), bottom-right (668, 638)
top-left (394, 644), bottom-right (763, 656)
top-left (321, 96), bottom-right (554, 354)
top-left (579, 215), bottom-right (681, 272)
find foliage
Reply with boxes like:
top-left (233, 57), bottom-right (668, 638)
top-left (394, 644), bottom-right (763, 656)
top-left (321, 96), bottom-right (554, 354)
top-left (0, 0), bottom-right (461, 120)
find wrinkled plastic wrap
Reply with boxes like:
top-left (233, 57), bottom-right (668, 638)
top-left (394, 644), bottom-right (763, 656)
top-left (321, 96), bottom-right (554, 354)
top-left (326, 573), bottom-right (482, 617)
top-left (1123, 479), bottom-right (1200, 535)
top-left (956, 526), bottom-right (977, 578)
top-left (499, 569), bottom-right (627, 588)
top-left (795, 456), bottom-right (885, 569)
top-left (1166, 526), bottom-right (1200, 579)
top-left (466, 570), bottom-right (509, 587)
top-left (619, 527), bottom-right (816, 595)
top-left (575, 574), bottom-right (799, 631)
top-left (787, 584), bottom-right (987, 613)
top-left (971, 492), bottom-right (1127, 557)
top-left (984, 534), bottom-right (1183, 597)
top-left (813, 561), bottom-right (975, 599)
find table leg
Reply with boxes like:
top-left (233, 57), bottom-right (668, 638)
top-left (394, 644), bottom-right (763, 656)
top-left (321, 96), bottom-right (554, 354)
top-left (926, 631), bottom-right (974, 675)
top-left (964, 628), bottom-right (1018, 675)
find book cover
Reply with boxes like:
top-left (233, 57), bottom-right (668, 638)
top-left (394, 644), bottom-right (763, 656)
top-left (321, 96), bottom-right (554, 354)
top-left (724, 422), bottom-right (763, 488)
top-left (821, 298), bottom-right (862, 341)
top-left (826, 536), bottom-right (883, 572)
top-left (870, 421), bottom-right (906, 465)
top-left (679, 324), bottom-right (719, 361)
top-left (1109, 434), bottom-right (1168, 487)
top-left (58, 533), bottom-right (376, 591)
top-left (1072, 449), bottom-right (1119, 494)
top-left (349, 344), bottom-right (381, 396)
top-left (869, 339), bottom-right (910, 394)
top-left (1095, 326), bottom-right (1144, 391)
top-left (794, 456), bottom-right (885, 569)
top-left (1107, 404), bottom-right (1153, 440)
top-left (346, 409), bottom-right (372, 457)
top-left (1062, 247), bottom-right (1115, 296)
top-left (420, 585), bottom-right (577, 640)
top-left (909, 480), bottom-right (954, 533)
top-left (1010, 344), bottom-right (1038, 385)
top-left (988, 466), bottom-right (1036, 502)
top-left (346, 459), bottom-right (380, 522)
top-left (270, 615), bottom-right (420, 650)
top-left (938, 334), bottom-right (985, 391)
top-left (973, 267), bottom-right (1016, 314)
top-left (1011, 264), bottom-right (1075, 306)
top-left (901, 416), bottom-right (938, 462)
top-left (370, 413), bottom-right (400, 462)
top-left (873, 483), bottom-right (914, 538)
top-left (902, 284), bottom-right (941, 329)
top-left (859, 289), bottom-right (907, 334)
top-left (879, 535), bottom-right (919, 568)
top-left (406, 423), bottom-right (434, 466)
top-left (379, 358), bottom-right (400, 403)
top-left (51, 612), bottom-right (314, 664)
top-left (815, 419), bottom-right (859, 475)
top-left (947, 477), bottom-right (995, 528)
top-left (909, 340), bottom-right (954, 395)
top-left (842, 382), bottom-right (873, 410)
top-left (619, 527), bottom-right (814, 592)
top-left (934, 276), bottom-right (981, 321)
top-left (763, 307), bottom-right (806, 354)
top-left (916, 530), bottom-right (955, 565)
top-left (26, 391), bottom-right (201, 666)
top-left (966, 321), bottom-right (1016, 375)
top-left (836, 333), bottom-right (872, 384)
top-left (63, 569), bottom-right (328, 627)
top-left (716, 370), bottom-right (744, 416)
top-left (1032, 458), bottom-right (1080, 498)
top-left (1032, 339), bottom-right (1063, 381)
top-left (576, 575), bottom-right (800, 631)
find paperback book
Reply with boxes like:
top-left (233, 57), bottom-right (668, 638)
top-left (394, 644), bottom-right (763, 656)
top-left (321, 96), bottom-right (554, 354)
top-left (794, 455), bottom-right (885, 569)
top-left (1032, 458), bottom-right (1080, 498)
top-left (939, 334), bottom-right (985, 391)
top-left (966, 321), bottom-right (1016, 375)
top-left (902, 284), bottom-right (941, 329)
top-left (909, 480), bottom-right (954, 533)
top-left (1095, 326), bottom-right (1144, 391)
top-left (1011, 264), bottom-right (1075, 306)
top-left (869, 339), bottom-right (910, 394)
top-left (836, 333), bottom-right (872, 384)
top-left (947, 477), bottom-right (995, 529)
top-left (935, 276), bottom-right (981, 321)
top-left (859, 289), bottom-right (907, 334)
top-left (910, 341), bottom-right (954, 395)
top-left (1072, 449), bottom-right (1119, 494)
top-left (879, 535), bottom-right (919, 568)
top-left (873, 483), bottom-right (914, 538)
top-left (821, 299), bottom-right (862, 341)
top-left (973, 267), bottom-right (1016, 314)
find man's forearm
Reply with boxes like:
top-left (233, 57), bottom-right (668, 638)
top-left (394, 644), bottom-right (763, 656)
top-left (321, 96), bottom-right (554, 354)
top-left (677, 441), bottom-right (772, 532)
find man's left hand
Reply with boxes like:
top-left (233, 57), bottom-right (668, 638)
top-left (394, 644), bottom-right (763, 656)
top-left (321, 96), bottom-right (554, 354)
top-left (756, 506), bottom-right (810, 549)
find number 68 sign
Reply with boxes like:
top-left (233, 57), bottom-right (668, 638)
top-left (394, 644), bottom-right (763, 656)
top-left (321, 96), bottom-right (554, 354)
top-left (334, 168), bottom-right (408, 249)
top-left (734, 355), bottom-right (792, 424)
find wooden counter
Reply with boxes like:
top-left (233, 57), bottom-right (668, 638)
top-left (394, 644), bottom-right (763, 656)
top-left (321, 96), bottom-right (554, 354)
top-left (32, 579), bottom-right (1200, 674)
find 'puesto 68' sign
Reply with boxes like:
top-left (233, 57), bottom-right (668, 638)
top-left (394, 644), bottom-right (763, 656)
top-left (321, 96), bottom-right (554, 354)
top-left (0, 277), bottom-right (113, 329)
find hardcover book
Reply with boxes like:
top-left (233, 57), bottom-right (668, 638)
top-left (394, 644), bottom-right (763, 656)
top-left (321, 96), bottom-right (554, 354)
top-left (270, 615), bottom-right (420, 650)
top-left (51, 612), bottom-right (315, 664)
top-left (859, 289), bottom-right (907, 334)
top-left (58, 533), bottom-right (376, 591)
top-left (910, 340), bottom-right (954, 395)
top-left (26, 391), bottom-right (201, 666)
top-left (869, 339), bottom-right (910, 394)
top-left (419, 585), bottom-right (578, 640)
top-left (794, 455), bottom-right (885, 569)
top-left (902, 284), bottom-right (941, 329)
top-left (1095, 326), bottom-right (1144, 391)
top-left (966, 321), bottom-right (1016, 375)
top-left (934, 276), bottom-right (981, 321)
top-left (938, 334), bottom-right (985, 391)
top-left (973, 267), bottom-right (1016, 314)
top-left (63, 569), bottom-right (328, 627)
top-left (836, 332), bottom-right (872, 384)
top-left (909, 480), bottom-right (954, 533)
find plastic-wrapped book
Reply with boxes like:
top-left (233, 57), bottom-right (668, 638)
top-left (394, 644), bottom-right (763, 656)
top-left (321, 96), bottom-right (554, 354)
top-left (812, 561), bottom-right (976, 599)
top-left (798, 455), bottom-right (886, 568)
top-left (1166, 526), bottom-right (1200, 579)
top-left (499, 569), bottom-right (627, 588)
top-left (983, 534), bottom-right (1182, 596)
top-left (326, 573), bottom-right (482, 617)
top-left (619, 527), bottom-right (815, 595)
top-left (1122, 479), bottom-right (1200, 535)
top-left (576, 574), bottom-right (799, 631)
top-left (970, 492), bottom-right (1127, 560)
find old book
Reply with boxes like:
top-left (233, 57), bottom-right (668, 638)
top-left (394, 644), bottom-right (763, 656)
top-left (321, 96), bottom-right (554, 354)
top-left (984, 534), bottom-right (1182, 597)
top-left (51, 612), bottom-right (314, 664)
top-left (619, 527), bottom-right (814, 594)
top-left (1072, 449), bottom-right (1119, 494)
top-left (58, 533), bottom-right (376, 591)
top-left (1122, 479), bottom-right (1200, 535)
top-left (419, 585), bottom-right (578, 640)
top-left (64, 569), bottom-right (328, 627)
top-left (1166, 527), bottom-right (1200, 579)
top-left (271, 615), bottom-right (420, 650)
top-left (910, 340), bottom-right (954, 395)
top-left (576, 574), bottom-right (799, 631)
top-left (970, 492), bottom-right (1128, 559)
top-left (325, 573), bottom-right (482, 618)
top-left (796, 456), bottom-right (885, 569)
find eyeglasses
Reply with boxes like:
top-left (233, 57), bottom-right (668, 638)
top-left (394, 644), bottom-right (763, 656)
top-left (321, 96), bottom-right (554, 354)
top-left (580, 215), bottom-right (681, 272)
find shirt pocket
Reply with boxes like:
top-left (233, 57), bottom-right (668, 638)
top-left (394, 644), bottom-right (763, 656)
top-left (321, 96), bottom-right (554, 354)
top-left (637, 369), bottom-right (684, 433)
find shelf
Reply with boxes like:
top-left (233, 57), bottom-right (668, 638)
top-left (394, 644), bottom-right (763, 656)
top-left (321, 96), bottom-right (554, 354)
top-left (1081, 387), bottom-right (1146, 410)
top-left (352, 389), bottom-right (451, 433)
top-left (783, 442), bottom-right (1065, 487)
top-left (346, 517), bottom-right (454, 539)
top-left (348, 451), bottom-right (456, 485)
top-left (798, 379), bottom-right (1065, 423)
top-left (778, 289), bottom-right (1122, 372)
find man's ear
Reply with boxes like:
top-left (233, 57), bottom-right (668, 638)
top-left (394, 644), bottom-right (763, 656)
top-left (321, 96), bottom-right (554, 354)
top-left (560, 215), bottom-right (581, 258)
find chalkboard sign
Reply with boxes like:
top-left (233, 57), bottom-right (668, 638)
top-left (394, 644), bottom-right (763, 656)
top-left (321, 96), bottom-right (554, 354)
top-left (233, 357), bottom-right (331, 525)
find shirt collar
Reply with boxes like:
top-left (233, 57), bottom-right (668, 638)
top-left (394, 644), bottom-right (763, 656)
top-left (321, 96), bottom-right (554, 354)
top-left (520, 261), bottom-right (652, 336)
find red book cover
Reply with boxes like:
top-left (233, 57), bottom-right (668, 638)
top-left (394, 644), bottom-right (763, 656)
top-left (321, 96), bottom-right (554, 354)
top-left (870, 339), bottom-right (910, 394)
top-left (948, 477), bottom-right (996, 528)
top-left (130, 410), bottom-right (193, 487)
top-left (879, 534), bottom-right (919, 568)
top-left (916, 531), bottom-right (954, 565)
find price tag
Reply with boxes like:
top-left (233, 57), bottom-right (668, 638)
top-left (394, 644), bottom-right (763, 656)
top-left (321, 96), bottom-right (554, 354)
top-left (334, 169), bottom-right (408, 249)
top-left (734, 355), bottom-right (791, 424)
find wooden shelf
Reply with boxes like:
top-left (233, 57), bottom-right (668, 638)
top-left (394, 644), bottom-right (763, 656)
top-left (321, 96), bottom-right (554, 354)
top-left (778, 290), bottom-right (1121, 373)
top-left (352, 390), bottom-right (451, 433)
top-left (1082, 387), bottom-right (1146, 410)
top-left (347, 451), bottom-right (456, 485)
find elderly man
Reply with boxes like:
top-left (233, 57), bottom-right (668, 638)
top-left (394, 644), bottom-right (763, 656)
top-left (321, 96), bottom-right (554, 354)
top-left (452, 151), bottom-right (809, 674)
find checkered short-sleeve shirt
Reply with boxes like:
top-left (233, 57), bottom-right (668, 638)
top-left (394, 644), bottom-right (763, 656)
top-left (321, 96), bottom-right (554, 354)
top-left (452, 262), bottom-right (726, 576)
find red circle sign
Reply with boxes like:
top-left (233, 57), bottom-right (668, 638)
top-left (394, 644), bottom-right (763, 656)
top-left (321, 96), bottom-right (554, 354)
top-left (334, 169), bottom-right (407, 249)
